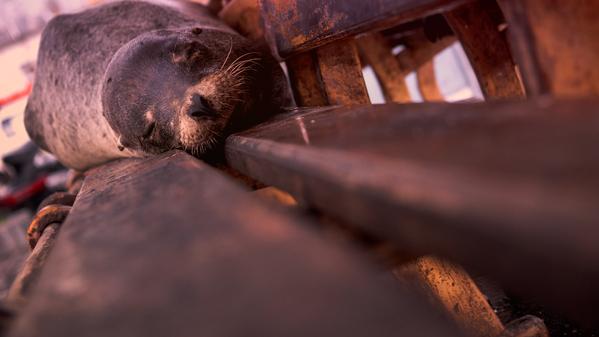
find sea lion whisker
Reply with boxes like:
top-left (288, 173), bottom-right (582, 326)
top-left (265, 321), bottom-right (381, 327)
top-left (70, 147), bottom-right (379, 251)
top-left (220, 37), bottom-right (234, 71)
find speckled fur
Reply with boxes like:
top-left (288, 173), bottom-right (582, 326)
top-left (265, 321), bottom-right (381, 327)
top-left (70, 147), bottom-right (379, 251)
top-left (25, 0), bottom-right (289, 171)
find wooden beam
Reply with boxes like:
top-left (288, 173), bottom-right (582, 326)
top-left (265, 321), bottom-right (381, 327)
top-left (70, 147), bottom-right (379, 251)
top-left (444, 0), bottom-right (525, 99)
top-left (259, 0), bottom-right (470, 58)
top-left (315, 39), bottom-right (370, 105)
top-left (356, 33), bottom-right (411, 103)
top-left (498, 0), bottom-right (599, 97)
top-left (286, 52), bottom-right (328, 106)
top-left (395, 256), bottom-right (504, 336)
top-left (9, 151), bottom-right (464, 337)
top-left (225, 100), bottom-right (599, 326)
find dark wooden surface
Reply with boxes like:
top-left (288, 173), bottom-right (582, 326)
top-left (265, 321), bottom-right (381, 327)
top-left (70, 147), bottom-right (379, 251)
top-left (260, 0), bottom-right (470, 59)
top-left (498, 0), bottom-right (599, 97)
top-left (225, 100), bottom-right (599, 326)
top-left (444, 0), bottom-right (524, 99)
top-left (315, 39), bottom-right (370, 105)
top-left (286, 51), bottom-right (329, 106)
top-left (8, 151), bottom-right (463, 337)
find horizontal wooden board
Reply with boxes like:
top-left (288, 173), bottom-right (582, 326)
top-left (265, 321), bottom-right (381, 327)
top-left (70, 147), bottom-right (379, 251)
top-left (8, 152), bottom-right (462, 337)
top-left (260, 0), bottom-right (470, 58)
top-left (225, 100), bottom-right (599, 326)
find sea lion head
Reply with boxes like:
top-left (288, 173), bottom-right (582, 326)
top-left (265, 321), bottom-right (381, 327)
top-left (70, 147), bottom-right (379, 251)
top-left (102, 27), bottom-right (276, 156)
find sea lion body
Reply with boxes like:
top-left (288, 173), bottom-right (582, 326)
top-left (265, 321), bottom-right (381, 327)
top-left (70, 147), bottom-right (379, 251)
top-left (25, 1), bottom-right (289, 171)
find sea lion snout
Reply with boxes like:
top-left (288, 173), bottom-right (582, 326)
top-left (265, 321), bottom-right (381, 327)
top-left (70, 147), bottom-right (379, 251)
top-left (187, 94), bottom-right (218, 119)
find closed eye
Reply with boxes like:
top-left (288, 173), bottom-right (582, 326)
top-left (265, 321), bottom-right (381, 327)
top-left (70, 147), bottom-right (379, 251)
top-left (142, 121), bottom-right (156, 139)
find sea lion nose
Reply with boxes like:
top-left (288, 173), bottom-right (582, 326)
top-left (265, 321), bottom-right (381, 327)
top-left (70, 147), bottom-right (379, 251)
top-left (188, 94), bottom-right (217, 119)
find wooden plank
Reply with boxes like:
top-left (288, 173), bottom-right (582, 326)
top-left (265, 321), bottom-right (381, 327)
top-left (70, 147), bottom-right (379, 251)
top-left (225, 100), bottom-right (599, 326)
top-left (416, 60), bottom-right (444, 101)
top-left (498, 0), bottom-right (599, 97)
top-left (356, 33), bottom-right (411, 103)
top-left (444, 0), bottom-right (525, 99)
top-left (9, 151), bottom-right (464, 337)
top-left (315, 39), bottom-right (370, 105)
top-left (259, 0), bottom-right (471, 58)
top-left (395, 256), bottom-right (504, 336)
top-left (254, 183), bottom-right (503, 336)
top-left (286, 52), bottom-right (328, 106)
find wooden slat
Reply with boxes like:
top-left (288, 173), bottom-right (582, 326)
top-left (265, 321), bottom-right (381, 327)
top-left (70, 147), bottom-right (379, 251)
top-left (286, 52), bottom-right (328, 106)
top-left (395, 256), bottom-right (504, 336)
top-left (315, 39), bottom-right (370, 105)
top-left (9, 151), bottom-right (464, 337)
top-left (416, 60), bottom-right (444, 101)
top-left (444, 0), bottom-right (525, 99)
top-left (225, 100), bottom-right (599, 326)
top-left (498, 0), bottom-right (599, 97)
top-left (356, 33), bottom-right (411, 103)
top-left (259, 0), bottom-right (470, 58)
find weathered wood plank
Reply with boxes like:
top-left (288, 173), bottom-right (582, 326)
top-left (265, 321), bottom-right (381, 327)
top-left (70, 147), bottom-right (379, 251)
top-left (444, 0), bottom-right (525, 99)
top-left (356, 33), bottom-right (411, 103)
top-left (395, 256), bottom-right (504, 336)
top-left (9, 151), bottom-right (464, 337)
top-left (259, 0), bottom-right (471, 58)
top-left (498, 0), bottom-right (599, 97)
top-left (225, 100), bottom-right (599, 326)
top-left (254, 184), bottom-right (503, 336)
top-left (315, 39), bottom-right (370, 105)
top-left (286, 52), bottom-right (328, 106)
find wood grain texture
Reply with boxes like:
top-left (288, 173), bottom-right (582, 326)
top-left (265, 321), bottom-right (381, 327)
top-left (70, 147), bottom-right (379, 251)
top-left (395, 256), bottom-right (504, 336)
top-left (356, 33), bottom-right (411, 103)
top-left (259, 0), bottom-right (470, 58)
top-left (316, 39), bottom-right (370, 105)
top-left (225, 100), bottom-right (599, 326)
top-left (498, 0), bottom-right (599, 97)
top-left (286, 52), bottom-right (328, 106)
top-left (444, 0), bottom-right (525, 99)
top-left (8, 151), bottom-right (464, 337)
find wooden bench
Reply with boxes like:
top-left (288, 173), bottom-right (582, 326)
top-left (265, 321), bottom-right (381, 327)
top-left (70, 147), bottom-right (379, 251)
top-left (4, 0), bottom-right (599, 336)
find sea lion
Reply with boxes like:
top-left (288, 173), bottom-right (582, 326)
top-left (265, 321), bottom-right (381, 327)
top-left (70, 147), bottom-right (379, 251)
top-left (25, 0), bottom-right (289, 171)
